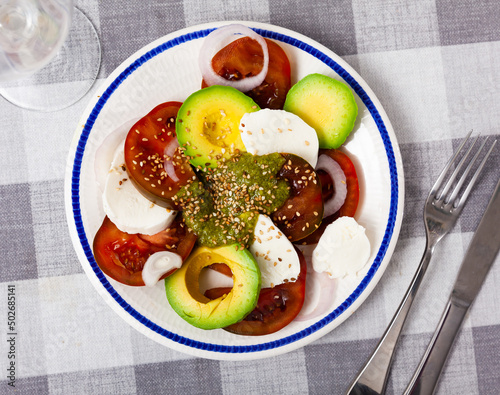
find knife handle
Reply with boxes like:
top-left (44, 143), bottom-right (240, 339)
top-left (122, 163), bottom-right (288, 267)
top-left (403, 297), bottom-right (469, 395)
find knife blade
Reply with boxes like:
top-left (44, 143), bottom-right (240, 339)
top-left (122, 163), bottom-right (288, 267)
top-left (451, 177), bottom-right (500, 306)
top-left (404, 176), bottom-right (500, 395)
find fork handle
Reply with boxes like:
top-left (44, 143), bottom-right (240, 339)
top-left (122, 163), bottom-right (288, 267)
top-left (403, 298), bottom-right (469, 395)
top-left (346, 247), bottom-right (434, 395)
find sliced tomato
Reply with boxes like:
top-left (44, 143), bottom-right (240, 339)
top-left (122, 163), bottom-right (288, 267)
top-left (124, 102), bottom-right (196, 209)
top-left (205, 247), bottom-right (307, 336)
top-left (202, 37), bottom-right (292, 109)
top-left (301, 149), bottom-right (360, 244)
top-left (93, 215), bottom-right (197, 286)
top-left (207, 262), bottom-right (233, 277)
top-left (271, 154), bottom-right (324, 241)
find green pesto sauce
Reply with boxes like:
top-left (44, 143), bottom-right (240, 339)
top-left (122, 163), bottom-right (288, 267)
top-left (176, 153), bottom-right (289, 248)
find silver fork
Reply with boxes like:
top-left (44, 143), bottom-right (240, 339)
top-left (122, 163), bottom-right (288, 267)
top-left (346, 132), bottom-right (497, 395)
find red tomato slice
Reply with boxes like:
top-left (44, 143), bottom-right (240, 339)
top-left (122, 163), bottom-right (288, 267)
top-left (301, 149), bottom-right (360, 244)
top-left (207, 262), bottom-right (233, 277)
top-left (124, 102), bottom-right (196, 209)
top-left (202, 37), bottom-right (292, 109)
top-left (93, 215), bottom-right (197, 286)
top-left (205, 247), bottom-right (307, 336)
top-left (271, 154), bottom-right (324, 242)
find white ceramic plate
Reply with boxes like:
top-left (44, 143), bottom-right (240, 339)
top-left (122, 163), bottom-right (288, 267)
top-left (65, 21), bottom-right (404, 360)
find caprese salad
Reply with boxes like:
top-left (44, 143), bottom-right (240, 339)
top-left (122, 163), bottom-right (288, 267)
top-left (92, 24), bottom-right (371, 336)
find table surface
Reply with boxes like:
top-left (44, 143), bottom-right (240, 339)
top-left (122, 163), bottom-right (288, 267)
top-left (1, 1), bottom-right (499, 394)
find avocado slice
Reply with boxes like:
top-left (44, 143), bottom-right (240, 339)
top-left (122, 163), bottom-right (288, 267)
top-left (283, 73), bottom-right (358, 149)
top-left (176, 85), bottom-right (260, 169)
top-left (165, 245), bottom-right (261, 330)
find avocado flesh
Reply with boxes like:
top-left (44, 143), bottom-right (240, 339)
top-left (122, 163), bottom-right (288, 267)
top-left (176, 85), bottom-right (260, 169)
top-left (283, 73), bottom-right (358, 149)
top-left (165, 245), bottom-right (261, 330)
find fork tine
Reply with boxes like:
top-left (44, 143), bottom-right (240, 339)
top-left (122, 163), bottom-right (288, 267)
top-left (438, 134), bottom-right (480, 202)
top-left (446, 137), bottom-right (491, 206)
top-left (431, 131), bottom-right (472, 199)
top-left (454, 138), bottom-right (497, 209)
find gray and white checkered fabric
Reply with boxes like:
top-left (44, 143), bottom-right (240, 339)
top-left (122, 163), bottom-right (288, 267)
top-left (1, 0), bottom-right (499, 394)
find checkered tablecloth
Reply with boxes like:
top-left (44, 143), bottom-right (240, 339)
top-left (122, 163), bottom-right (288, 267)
top-left (1, 1), bottom-right (499, 394)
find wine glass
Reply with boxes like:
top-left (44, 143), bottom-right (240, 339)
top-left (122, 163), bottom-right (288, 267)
top-left (0, 0), bottom-right (101, 111)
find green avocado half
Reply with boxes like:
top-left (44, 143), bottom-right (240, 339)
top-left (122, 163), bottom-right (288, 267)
top-left (165, 244), bottom-right (261, 330)
top-left (176, 85), bottom-right (260, 169)
top-left (283, 73), bottom-right (358, 149)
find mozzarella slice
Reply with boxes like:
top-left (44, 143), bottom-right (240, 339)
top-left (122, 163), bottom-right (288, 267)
top-left (249, 214), bottom-right (301, 288)
top-left (142, 251), bottom-right (182, 287)
top-left (102, 143), bottom-right (177, 235)
top-left (95, 118), bottom-right (140, 193)
top-left (239, 109), bottom-right (319, 167)
top-left (312, 216), bottom-right (370, 278)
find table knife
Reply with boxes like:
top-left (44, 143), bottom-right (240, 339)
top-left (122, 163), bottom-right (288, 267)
top-left (404, 177), bottom-right (500, 395)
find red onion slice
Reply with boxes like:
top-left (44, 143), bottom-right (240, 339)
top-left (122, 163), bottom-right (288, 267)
top-left (316, 154), bottom-right (347, 218)
top-left (199, 24), bottom-right (269, 92)
top-left (294, 271), bottom-right (337, 321)
top-left (164, 138), bottom-right (180, 182)
top-left (295, 245), bottom-right (337, 321)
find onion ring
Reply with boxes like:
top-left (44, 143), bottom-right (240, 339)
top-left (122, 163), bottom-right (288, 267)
top-left (164, 138), bottom-right (180, 182)
top-left (316, 154), bottom-right (347, 218)
top-left (199, 24), bottom-right (269, 92)
top-left (294, 245), bottom-right (337, 321)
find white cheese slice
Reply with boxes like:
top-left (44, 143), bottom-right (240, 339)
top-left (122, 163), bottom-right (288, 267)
top-left (312, 216), bottom-right (370, 278)
top-left (102, 143), bottom-right (177, 235)
top-left (249, 214), bottom-right (301, 288)
top-left (142, 251), bottom-right (182, 287)
top-left (239, 109), bottom-right (319, 167)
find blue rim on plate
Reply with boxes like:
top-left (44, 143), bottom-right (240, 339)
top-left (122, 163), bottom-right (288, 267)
top-left (71, 27), bottom-right (399, 355)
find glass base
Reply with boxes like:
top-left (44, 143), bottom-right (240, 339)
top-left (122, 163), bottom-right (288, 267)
top-left (0, 7), bottom-right (101, 112)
